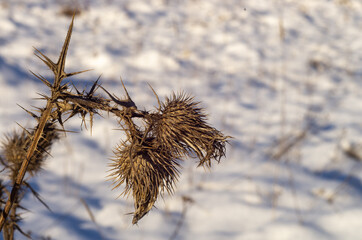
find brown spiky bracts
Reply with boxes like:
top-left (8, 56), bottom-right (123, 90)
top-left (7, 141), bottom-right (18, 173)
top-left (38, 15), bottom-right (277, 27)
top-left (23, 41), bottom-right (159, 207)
top-left (1, 123), bottom-right (59, 181)
top-left (150, 92), bottom-right (228, 168)
top-left (110, 130), bottom-right (180, 224)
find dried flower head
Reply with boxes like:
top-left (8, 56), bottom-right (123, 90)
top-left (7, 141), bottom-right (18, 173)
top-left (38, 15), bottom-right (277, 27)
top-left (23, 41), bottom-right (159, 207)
top-left (151, 92), bottom-right (228, 167)
top-left (1, 123), bottom-right (59, 181)
top-left (110, 132), bottom-right (180, 224)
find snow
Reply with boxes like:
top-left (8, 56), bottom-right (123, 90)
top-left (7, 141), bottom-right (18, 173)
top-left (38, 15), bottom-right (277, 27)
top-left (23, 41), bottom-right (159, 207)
top-left (0, 0), bottom-right (362, 239)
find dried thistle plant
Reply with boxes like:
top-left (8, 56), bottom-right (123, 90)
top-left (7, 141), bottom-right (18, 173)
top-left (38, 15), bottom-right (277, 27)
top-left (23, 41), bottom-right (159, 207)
top-left (1, 123), bottom-right (59, 181)
top-left (0, 15), bottom-right (230, 234)
top-left (108, 92), bottom-right (229, 224)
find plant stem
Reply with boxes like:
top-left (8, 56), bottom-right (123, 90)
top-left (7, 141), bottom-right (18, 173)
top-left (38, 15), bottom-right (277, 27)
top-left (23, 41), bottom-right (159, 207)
top-left (0, 101), bottom-right (54, 231)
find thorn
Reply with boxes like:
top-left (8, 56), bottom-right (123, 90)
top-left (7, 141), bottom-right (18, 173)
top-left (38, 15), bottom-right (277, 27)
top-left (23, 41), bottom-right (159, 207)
top-left (87, 75), bottom-right (101, 97)
top-left (53, 128), bottom-right (78, 134)
top-left (29, 70), bottom-right (52, 88)
top-left (65, 109), bottom-right (78, 121)
top-left (66, 69), bottom-right (93, 78)
top-left (55, 14), bottom-right (75, 86)
top-left (15, 122), bottom-right (32, 136)
top-left (13, 223), bottom-right (32, 239)
top-left (120, 77), bottom-right (133, 102)
top-left (99, 81), bottom-right (136, 108)
top-left (36, 92), bottom-right (50, 100)
top-left (89, 112), bottom-right (94, 136)
top-left (57, 113), bottom-right (64, 128)
top-left (80, 112), bottom-right (88, 130)
top-left (33, 47), bottom-right (56, 72)
top-left (33, 97), bottom-right (48, 101)
top-left (73, 84), bottom-right (81, 95)
top-left (17, 104), bottom-right (39, 119)
top-left (34, 145), bottom-right (53, 158)
top-left (59, 82), bottom-right (70, 92)
top-left (31, 105), bottom-right (45, 113)
top-left (23, 181), bottom-right (53, 213)
top-left (147, 83), bottom-right (161, 110)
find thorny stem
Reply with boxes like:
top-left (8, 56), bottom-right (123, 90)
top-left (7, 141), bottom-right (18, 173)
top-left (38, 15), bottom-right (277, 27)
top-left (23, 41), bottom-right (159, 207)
top-left (0, 15), bottom-right (76, 232)
top-left (0, 101), bottom-right (54, 230)
top-left (58, 92), bottom-right (145, 118)
top-left (0, 15), bottom-right (144, 232)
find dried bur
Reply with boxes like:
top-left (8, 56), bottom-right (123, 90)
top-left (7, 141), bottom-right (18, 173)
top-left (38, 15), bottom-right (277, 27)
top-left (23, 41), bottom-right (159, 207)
top-left (110, 92), bottom-right (229, 224)
top-left (110, 131), bottom-right (180, 224)
top-left (150, 92), bottom-right (228, 167)
top-left (1, 122), bottom-right (59, 181)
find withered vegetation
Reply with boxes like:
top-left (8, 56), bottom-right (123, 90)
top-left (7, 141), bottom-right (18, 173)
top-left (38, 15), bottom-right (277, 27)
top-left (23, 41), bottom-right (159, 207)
top-left (0, 15), bottom-right (229, 238)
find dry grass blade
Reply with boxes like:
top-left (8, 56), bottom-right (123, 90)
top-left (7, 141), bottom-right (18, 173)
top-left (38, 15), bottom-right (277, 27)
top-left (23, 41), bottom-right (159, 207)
top-left (80, 198), bottom-right (96, 223)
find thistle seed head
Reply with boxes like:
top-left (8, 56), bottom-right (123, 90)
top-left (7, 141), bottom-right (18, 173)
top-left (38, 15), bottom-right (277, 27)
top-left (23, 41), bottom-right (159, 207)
top-left (0, 123), bottom-right (59, 181)
top-left (110, 134), bottom-right (179, 224)
top-left (151, 92), bottom-right (228, 167)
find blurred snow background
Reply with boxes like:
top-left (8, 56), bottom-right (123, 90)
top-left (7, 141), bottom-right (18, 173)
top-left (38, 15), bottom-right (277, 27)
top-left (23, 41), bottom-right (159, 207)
top-left (0, 0), bottom-right (361, 239)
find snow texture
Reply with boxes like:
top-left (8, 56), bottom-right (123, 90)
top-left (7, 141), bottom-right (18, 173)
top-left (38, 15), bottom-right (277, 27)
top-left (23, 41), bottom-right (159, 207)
top-left (0, 0), bottom-right (361, 239)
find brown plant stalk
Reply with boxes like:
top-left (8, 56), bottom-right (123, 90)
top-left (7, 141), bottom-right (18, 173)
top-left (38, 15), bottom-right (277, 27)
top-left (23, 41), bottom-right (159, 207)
top-left (0, 16), bottom-right (80, 231)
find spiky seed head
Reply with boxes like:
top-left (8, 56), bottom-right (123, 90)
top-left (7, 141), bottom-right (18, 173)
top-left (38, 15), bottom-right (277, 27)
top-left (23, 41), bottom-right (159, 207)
top-left (0, 123), bottom-right (59, 181)
top-left (110, 135), bottom-right (179, 224)
top-left (151, 92), bottom-right (228, 167)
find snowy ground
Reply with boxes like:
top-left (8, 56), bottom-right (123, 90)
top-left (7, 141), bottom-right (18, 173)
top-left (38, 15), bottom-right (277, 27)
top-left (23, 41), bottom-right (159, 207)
top-left (0, 0), bottom-right (362, 239)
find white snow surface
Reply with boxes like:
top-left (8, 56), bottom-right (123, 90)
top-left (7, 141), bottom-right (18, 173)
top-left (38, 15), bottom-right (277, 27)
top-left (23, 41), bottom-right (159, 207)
top-left (0, 0), bottom-right (362, 239)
